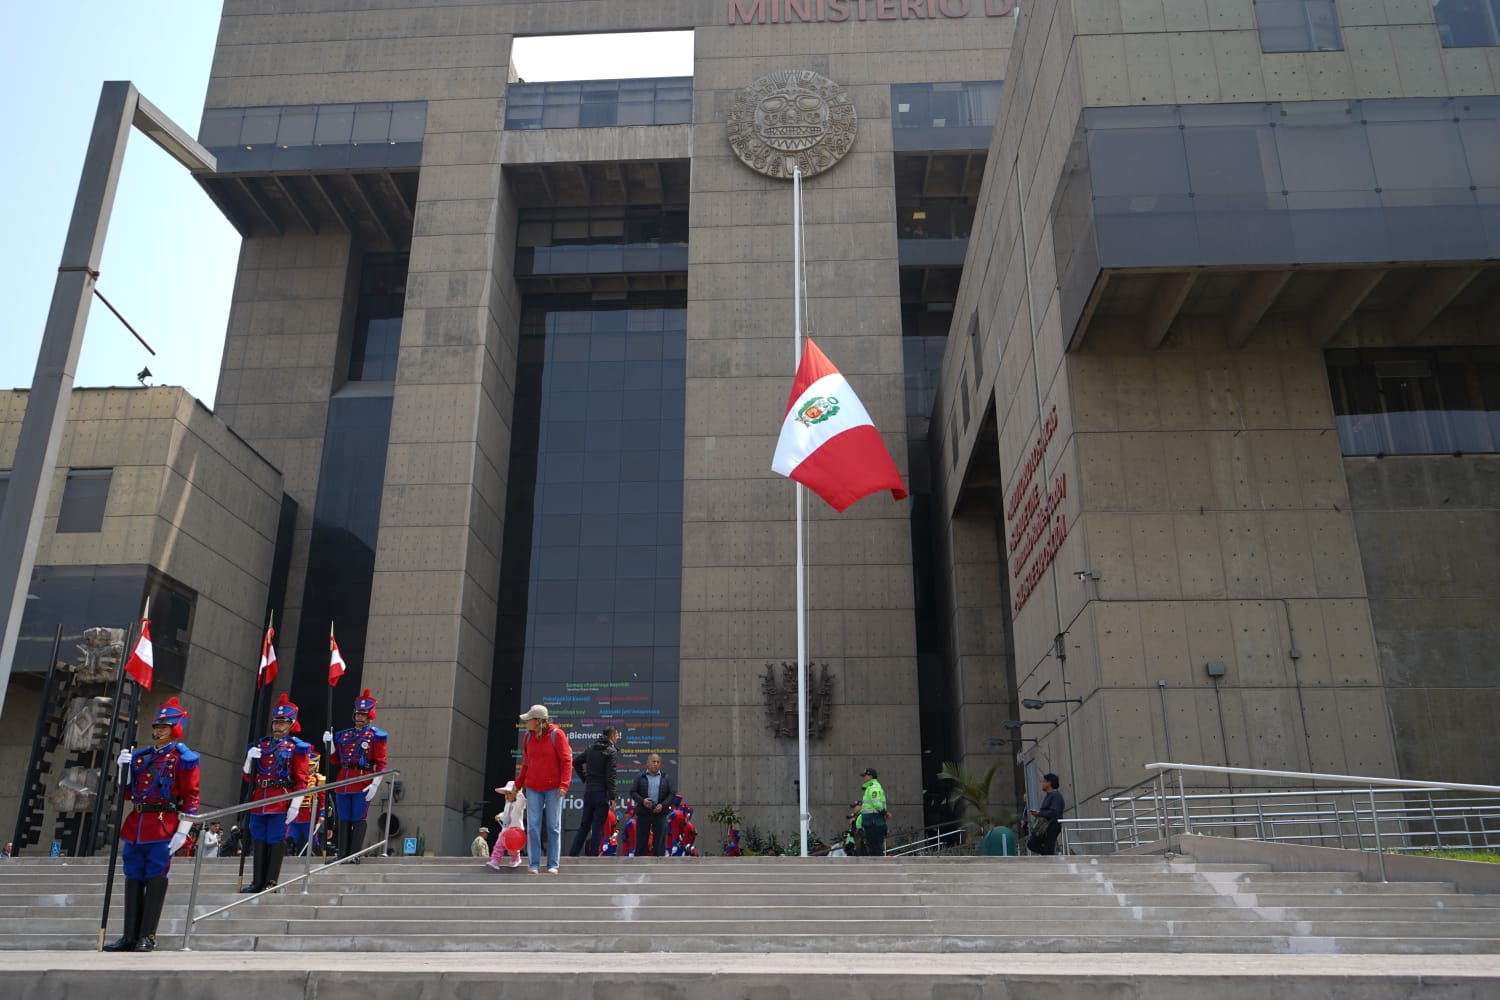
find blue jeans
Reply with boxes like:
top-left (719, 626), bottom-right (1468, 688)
top-left (524, 787), bottom-right (562, 869)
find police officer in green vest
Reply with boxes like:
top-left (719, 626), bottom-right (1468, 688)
top-left (853, 766), bottom-right (887, 856)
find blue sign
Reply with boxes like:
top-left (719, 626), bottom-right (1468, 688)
top-left (49, 842), bottom-right (61, 857)
top-left (402, 837), bottom-right (418, 856)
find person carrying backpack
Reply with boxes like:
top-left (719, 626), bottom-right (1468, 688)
top-left (568, 727), bottom-right (618, 857)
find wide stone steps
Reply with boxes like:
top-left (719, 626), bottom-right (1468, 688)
top-left (2, 854), bottom-right (1499, 954)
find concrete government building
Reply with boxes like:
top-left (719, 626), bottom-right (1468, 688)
top-left (4, 0), bottom-right (1499, 856)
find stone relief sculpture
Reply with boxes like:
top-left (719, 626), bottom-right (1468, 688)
top-left (728, 69), bottom-right (857, 179)
top-left (763, 661), bottom-right (834, 739)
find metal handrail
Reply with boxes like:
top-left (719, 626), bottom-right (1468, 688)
top-left (177, 767), bottom-right (400, 951)
top-left (885, 819), bottom-right (969, 857)
top-left (1097, 763), bottom-right (1500, 879)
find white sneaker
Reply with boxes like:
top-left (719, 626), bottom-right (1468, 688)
top-left (527, 867), bottom-right (539, 874)
top-left (546, 866), bottom-right (559, 875)
top-left (509, 856), bottom-right (523, 868)
top-left (485, 860), bottom-right (502, 871)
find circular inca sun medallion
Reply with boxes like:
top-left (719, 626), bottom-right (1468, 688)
top-left (727, 70), bottom-right (857, 180)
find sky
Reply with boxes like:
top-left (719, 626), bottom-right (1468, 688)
top-left (0, 5), bottom-right (692, 408)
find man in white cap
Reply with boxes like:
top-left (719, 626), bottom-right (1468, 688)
top-left (505, 704), bottom-right (572, 873)
top-left (470, 826), bottom-right (491, 858)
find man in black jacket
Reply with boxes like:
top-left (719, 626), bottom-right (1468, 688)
top-left (630, 753), bottom-right (674, 857)
top-left (568, 728), bottom-right (618, 857)
top-left (1027, 772), bottom-right (1066, 856)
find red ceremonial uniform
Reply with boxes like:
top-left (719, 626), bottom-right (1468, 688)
top-left (330, 724), bottom-right (388, 791)
top-left (245, 735), bottom-right (312, 813)
top-left (120, 742), bottom-right (201, 844)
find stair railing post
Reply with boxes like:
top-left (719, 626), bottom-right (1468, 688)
top-left (1177, 771), bottom-right (1193, 836)
top-left (181, 834), bottom-right (207, 951)
top-left (383, 781), bottom-right (394, 856)
top-left (1369, 788), bottom-right (1387, 882)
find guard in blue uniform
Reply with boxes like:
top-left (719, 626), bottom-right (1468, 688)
top-left (242, 693), bottom-right (312, 892)
top-left (105, 697), bottom-right (200, 952)
top-left (323, 688), bottom-right (389, 863)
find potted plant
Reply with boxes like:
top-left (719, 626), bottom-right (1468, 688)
top-left (937, 760), bottom-right (1017, 855)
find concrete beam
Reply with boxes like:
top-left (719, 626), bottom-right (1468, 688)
top-left (1140, 272), bottom-right (1196, 350)
top-left (271, 175), bottom-right (318, 235)
top-left (232, 177), bottom-right (283, 237)
top-left (1307, 269), bottom-right (1386, 346)
top-left (1391, 267), bottom-right (1481, 342)
top-left (1224, 271), bottom-right (1291, 349)
top-left (306, 175), bottom-right (354, 234)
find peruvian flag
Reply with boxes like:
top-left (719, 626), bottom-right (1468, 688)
top-left (772, 338), bottom-right (907, 512)
top-left (124, 619), bottom-right (154, 690)
top-left (258, 624), bottom-right (278, 688)
top-left (328, 628), bottom-right (346, 687)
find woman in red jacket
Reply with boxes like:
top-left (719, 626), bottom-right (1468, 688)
top-left (505, 704), bottom-right (571, 874)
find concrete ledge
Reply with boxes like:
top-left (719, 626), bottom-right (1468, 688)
top-left (5, 952), bottom-right (1500, 999)
top-left (1135, 835), bottom-right (1500, 894)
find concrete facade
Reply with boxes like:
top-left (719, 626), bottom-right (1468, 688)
top-left (935, 0), bottom-right (1500, 821)
top-left (0, 387), bottom-right (284, 845)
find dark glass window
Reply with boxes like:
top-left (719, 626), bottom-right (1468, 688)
top-left (57, 468), bottom-right (111, 533)
top-left (891, 82), bottom-right (1004, 129)
top-left (515, 206), bottom-right (688, 277)
top-left (1328, 348), bottom-right (1500, 455)
top-left (492, 302), bottom-right (684, 788)
top-left (903, 337), bottom-right (947, 421)
top-left (0, 469), bottom-right (8, 512)
top-left (1254, 0), bottom-right (1343, 52)
top-left (1434, 0), bottom-right (1500, 47)
top-left (504, 78), bottom-right (693, 130)
top-left (349, 254), bottom-right (407, 381)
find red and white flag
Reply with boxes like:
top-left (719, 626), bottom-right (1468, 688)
top-left (328, 630), bottom-right (346, 687)
top-left (772, 338), bottom-right (907, 512)
top-left (258, 625), bottom-right (278, 689)
top-left (124, 620), bottom-right (154, 690)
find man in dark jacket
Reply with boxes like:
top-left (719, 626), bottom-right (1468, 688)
top-left (630, 754), bottom-right (674, 857)
top-left (568, 727), bottom-right (618, 857)
top-left (1027, 772), bottom-right (1066, 855)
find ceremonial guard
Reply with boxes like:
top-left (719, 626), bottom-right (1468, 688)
top-left (287, 751), bottom-right (327, 856)
top-left (242, 693), bottom-right (312, 892)
top-left (105, 697), bottom-right (200, 952)
top-left (324, 688), bottom-right (389, 862)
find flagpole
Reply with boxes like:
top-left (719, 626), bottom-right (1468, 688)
top-left (327, 622), bottom-right (336, 738)
top-left (792, 163), bottom-right (810, 859)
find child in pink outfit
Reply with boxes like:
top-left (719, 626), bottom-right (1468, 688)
top-left (487, 781), bottom-right (527, 870)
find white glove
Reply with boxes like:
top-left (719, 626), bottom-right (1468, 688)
top-left (322, 729), bottom-right (334, 747)
top-left (168, 820), bottom-right (192, 855)
top-left (243, 747), bottom-right (261, 774)
top-left (364, 775), bottom-right (382, 803)
top-left (287, 796), bottom-right (304, 819)
top-left (116, 748), bottom-right (133, 767)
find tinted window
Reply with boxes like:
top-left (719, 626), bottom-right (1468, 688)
top-left (1254, 0), bottom-right (1343, 52)
top-left (1328, 348), bottom-right (1500, 455)
top-left (1434, 0), bottom-right (1500, 47)
top-left (57, 468), bottom-right (111, 533)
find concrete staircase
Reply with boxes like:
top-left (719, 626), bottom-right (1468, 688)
top-left (3, 852), bottom-right (1500, 955)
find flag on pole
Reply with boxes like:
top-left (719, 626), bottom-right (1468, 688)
top-left (328, 630), bottom-right (346, 687)
top-left (258, 625), bottom-right (278, 689)
top-left (124, 620), bottom-right (154, 690)
top-left (772, 338), bottom-right (908, 512)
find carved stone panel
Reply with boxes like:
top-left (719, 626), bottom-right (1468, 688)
top-left (727, 70), bottom-right (857, 180)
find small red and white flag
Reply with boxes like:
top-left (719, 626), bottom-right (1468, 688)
top-left (124, 619), bottom-right (154, 690)
top-left (772, 338), bottom-right (907, 512)
top-left (328, 629), bottom-right (346, 687)
top-left (258, 624), bottom-right (278, 689)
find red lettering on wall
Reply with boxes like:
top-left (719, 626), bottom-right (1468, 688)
top-left (727, 0), bottom-right (1007, 21)
top-left (1003, 405), bottom-right (1069, 613)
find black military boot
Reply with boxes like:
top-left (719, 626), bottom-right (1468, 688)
top-left (264, 835), bottom-right (285, 889)
top-left (136, 877), bottom-right (170, 952)
top-left (349, 820), bottom-right (368, 862)
top-left (241, 840), bottom-right (266, 893)
top-left (103, 878), bottom-right (143, 951)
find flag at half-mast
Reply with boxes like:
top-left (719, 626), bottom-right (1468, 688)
top-left (772, 338), bottom-right (908, 512)
top-left (258, 624), bottom-right (278, 688)
top-left (328, 629), bottom-right (346, 686)
top-left (124, 619), bottom-right (154, 690)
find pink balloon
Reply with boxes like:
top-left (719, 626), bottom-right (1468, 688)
top-left (502, 827), bottom-right (526, 851)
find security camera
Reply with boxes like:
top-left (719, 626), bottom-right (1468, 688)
top-left (1022, 698), bottom-right (1045, 710)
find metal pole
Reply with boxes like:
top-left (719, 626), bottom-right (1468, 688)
top-left (0, 84), bottom-right (137, 722)
top-left (792, 163), bottom-right (809, 859)
top-left (1369, 788), bottom-right (1387, 881)
top-left (1177, 771), bottom-right (1193, 836)
top-left (181, 832), bottom-right (208, 951)
top-left (383, 781), bottom-right (394, 856)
